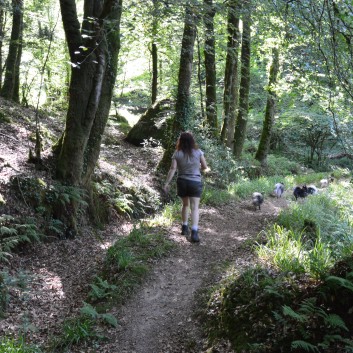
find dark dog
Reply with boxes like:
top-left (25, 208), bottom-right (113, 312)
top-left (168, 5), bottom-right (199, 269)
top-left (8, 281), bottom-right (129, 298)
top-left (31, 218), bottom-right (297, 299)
top-left (293, 185), bottom-right (308, 200)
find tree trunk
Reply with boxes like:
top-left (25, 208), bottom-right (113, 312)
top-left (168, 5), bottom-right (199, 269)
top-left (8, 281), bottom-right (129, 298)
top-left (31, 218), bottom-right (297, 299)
top-left (233, 0), bottom-right (251, 159)
top-left (151, 42), bottom-right (158, 104)
top-left (203, 0), bottom-right (217, 135)
top-left (151, 0), bottom-right (158, 104)
top-left (159, 2), bottom-right (198, 172)
top-left (56, 0), bottom-right (123, 186)
top-left (255, 47), bottom-right (280, 166)
top-left (220, 0), bottom-right (240, 147)
top-left (0, 5), bottom-right (6, 90)
top-left (1, 0), bottom-right (23, 102)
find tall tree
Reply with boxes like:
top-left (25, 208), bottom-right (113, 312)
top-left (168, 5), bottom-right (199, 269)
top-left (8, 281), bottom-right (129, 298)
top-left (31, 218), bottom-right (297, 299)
top-left (233, 0), bottom-right (251, 159)
top-left (203, 0), bottom-right (217, 134)
top-left (255, 47), bottom-right (279, 166)
top-left (150, 0), bottom-right (159, 104)
top-left (1, 0), bottom-right (23, 102)
top-left (159, 2), bottom-right (198, 171)
top-left (220, 0), bottom-right (240, 147)
top-left (0, 0), bottom-right (7, 90)
top-left (55, 0), bottom-right (123, 186)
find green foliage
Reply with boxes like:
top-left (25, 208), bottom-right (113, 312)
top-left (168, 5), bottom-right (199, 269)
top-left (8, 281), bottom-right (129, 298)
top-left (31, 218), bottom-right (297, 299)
top-left (0, 270), bottom-right (31, 319)
top-left (205, 266), bottom-right (298, 351)
top-left (201, 184), bottom-right (234, 206)
top-left (229, 176), bottom-right (275, 199)
top-left (80, 302), bottom-right (118, 328)
top-left (103, 224), bottom-right (174, 304)
top-left (192, 126), bottom-right (239, 188)
top-left (93, 178), bottom-right (162, 224)
top-left (88, 276), bottom-right (118, 302)
top-left (0, 215), bottom-right (42, 263)
top-left (0, 111), bottom-right (12, 123)
top-left (50, 316), bottom-right (97, 351)
top-left (10, 176), bottom-right (87, 238)
top-left (0, 336), bottom-right (42, 353)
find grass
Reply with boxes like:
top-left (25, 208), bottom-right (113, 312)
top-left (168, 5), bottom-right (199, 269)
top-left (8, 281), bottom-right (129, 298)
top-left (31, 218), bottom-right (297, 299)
top-left (0, 336), bottom-right (41, 353)
top-left (103, 224), bottom-right (175, 304)
top-left (204, 177), bottom-right (353, 352)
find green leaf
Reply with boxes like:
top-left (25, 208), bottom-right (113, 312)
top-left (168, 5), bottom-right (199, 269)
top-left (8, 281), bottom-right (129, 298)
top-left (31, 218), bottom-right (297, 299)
top-left (101, 313), bottom-right (118, 327)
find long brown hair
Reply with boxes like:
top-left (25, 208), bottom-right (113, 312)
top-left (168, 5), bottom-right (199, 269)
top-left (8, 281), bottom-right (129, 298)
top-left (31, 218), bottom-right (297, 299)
top-left (176, 131), bottom-right (197, 156)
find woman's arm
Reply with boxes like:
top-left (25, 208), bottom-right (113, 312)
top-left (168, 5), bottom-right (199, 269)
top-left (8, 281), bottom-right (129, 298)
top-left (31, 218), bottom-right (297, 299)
top-left (163, 158), bottom-right (177, 193)
top-left (200, 154), bottom-right (208, 171)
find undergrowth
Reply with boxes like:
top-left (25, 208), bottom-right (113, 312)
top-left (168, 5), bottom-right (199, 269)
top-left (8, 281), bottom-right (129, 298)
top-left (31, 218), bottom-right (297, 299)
top-left (205, 179), bottom-right (353, 352)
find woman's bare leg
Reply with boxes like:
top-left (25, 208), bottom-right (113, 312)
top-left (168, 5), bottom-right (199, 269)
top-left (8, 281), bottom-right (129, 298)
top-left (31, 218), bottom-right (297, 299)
top-left (181, 196), bottom-right (190, 224)
top-left (189, 197), bottom-right (200, 230)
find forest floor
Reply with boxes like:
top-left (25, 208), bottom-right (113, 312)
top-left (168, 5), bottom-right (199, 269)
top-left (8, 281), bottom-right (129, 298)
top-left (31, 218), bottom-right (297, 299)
top-left (0, 98), bottom-right (288, 352)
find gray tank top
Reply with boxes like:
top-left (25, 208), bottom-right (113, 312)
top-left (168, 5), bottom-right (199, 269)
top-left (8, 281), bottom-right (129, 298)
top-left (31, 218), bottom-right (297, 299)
top-left (172, 149), bottom-right (204, 182)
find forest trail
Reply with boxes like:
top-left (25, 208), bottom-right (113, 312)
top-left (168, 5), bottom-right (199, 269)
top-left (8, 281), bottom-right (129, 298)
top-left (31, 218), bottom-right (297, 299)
top-left (0, 105), bottom-right (289, 352)
top-left (79, 197), bottom-right (288, 353)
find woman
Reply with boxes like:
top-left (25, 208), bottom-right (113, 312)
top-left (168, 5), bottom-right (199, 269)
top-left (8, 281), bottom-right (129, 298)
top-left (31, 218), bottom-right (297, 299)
top-left (163, 132), bottom-right (208, 242)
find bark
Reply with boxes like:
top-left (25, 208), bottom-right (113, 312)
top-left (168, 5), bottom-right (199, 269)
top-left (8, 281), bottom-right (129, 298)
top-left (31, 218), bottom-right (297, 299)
top-left (255, 47), bottom-right (280, 166)
top-left (203, 0), bottom-right (217, 134)
top-left (220, 0), bottom-right (240, 147)
top-left (1, 0), bottom-right (23, 102)
top-left (159, 3), bottom-right (198, 172)
top-left (233, 0), bottom-right (251, 159)
top-left (0, 4), bottom-right (5, 90)
top-left (151, 0), bottom-right (158, 104)
top-left (56, 0), bottom-right (123, 186)
top-left (151, 42), bottom-right (158, 104)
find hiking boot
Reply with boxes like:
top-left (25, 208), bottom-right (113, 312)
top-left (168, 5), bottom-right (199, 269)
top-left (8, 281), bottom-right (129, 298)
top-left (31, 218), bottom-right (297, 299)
top-left (191, 229), bottom-right (200, 243)
top-left (181, 224), bottom-right (189, 236)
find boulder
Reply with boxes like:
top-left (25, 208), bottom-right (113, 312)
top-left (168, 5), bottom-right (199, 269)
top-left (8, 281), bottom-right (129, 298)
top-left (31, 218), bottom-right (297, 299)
top-left (125, 99), bottom-right (174, 147)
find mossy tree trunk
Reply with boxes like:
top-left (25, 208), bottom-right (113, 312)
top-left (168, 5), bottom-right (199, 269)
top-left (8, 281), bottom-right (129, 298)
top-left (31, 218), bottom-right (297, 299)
top-left (56, 0), bottom-right (123, 187)
top-left (159, 2), bottom-right (198, 172)
top-left (220, 0), bottom-right (240, 147)
top-left (233, 0), bottom-right (251, 159)
top-left (203, 0), bottom-right (218, 135)
top-left (1, 0), bottom-right (23, 102)
top-left (255, 47), bottom-right (280, 166)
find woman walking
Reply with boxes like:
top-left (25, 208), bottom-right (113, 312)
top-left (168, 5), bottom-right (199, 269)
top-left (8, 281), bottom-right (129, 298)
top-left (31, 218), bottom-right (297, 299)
top-left (163, 132), bottom-right (208, 242)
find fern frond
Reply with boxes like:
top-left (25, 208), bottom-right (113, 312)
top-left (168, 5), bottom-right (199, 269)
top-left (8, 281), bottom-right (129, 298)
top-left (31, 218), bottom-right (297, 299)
top-left (324, 314), bottom-right (348, 331)
top-left (101, 313), bottom-right (118, 327)
top-left (282, 305), bottom-right (307, 322)
top-left (291, 340), bottom-right (320, 352)
top-left (326, 275), bottom-right (353, 292)
top-left (80, 302), bottom-right (99, 319)
top-left (0, 226), bottom-right (17, 236)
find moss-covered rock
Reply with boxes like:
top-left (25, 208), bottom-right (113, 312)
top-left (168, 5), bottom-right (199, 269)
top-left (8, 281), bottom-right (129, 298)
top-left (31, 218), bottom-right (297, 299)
top-left (125, 98), bottom-right (174, 148)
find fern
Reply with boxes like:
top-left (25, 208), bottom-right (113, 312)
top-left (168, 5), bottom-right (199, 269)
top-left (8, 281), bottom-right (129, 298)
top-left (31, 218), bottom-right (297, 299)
top-left (80, 302), bottom-right (99, 319)
top-left (101, 313), bottom-right (118, 327)
top-left (0, 215), bottom-right (42, 262)
top-left (324, 314), bottom-right (348, 331)
top-left (282, 305), bottom-right (307, 323)
top-left (291, 340), bottom-right (320, 352)
top-left (88, 276), bottom-right (118, 301)
top-left (80, 302), bottom-right (118, 327)
top-left (326, 275), bottom-right (353, 292)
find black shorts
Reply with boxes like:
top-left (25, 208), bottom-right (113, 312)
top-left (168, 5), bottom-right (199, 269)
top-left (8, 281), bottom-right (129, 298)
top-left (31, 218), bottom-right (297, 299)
top-left (177, 178), bottom-right (203, 198)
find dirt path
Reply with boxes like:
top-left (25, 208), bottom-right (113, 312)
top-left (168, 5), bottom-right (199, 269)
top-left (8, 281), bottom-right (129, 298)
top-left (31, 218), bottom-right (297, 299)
top-left (80, 197), bottom-right (287, 353)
